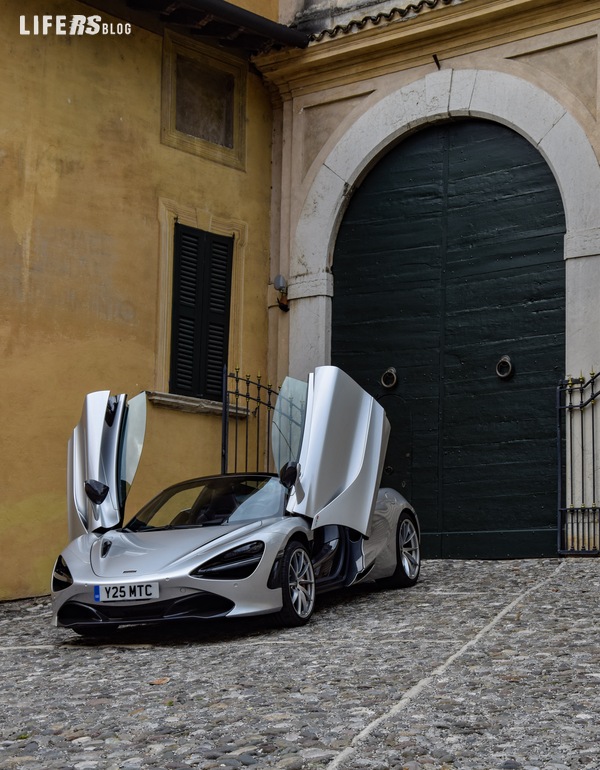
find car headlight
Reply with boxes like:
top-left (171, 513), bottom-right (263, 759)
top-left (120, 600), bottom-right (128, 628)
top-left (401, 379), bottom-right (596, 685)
top-left (52, 556), bottom-right (74, 591)
top-left (191, 541), bottom-right (265, 580)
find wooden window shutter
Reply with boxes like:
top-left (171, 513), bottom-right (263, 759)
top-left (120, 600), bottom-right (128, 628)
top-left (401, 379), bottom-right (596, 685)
top-left (170, 223), bottom-right (233, 400)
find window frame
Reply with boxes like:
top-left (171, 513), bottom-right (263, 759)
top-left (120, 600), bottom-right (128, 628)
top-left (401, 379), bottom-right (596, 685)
top-left (154, 199), bottom-right (248, 410)
top-left (161, 31), bottom-right (247, 170)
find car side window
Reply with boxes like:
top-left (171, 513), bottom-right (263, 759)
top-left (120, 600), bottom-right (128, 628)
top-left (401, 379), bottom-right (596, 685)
top-left (228, 479), bottom-right (285, 521)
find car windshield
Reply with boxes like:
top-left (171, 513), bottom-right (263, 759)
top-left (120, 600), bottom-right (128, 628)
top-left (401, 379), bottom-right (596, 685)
top-left (124, 476), bottom-right (285, 531)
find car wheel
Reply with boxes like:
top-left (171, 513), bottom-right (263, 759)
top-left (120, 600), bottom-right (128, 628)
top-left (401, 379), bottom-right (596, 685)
top-left (274, 541), bottom-right (316, 627)
top-left (377, 510), bottom-right (420, 589)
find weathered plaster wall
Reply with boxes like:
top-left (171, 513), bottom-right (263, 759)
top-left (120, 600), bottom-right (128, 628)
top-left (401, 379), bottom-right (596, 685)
top-left (258, 2), bottom-right (600, 383)
top-left (237, 0), bottom-right (279, 21)
top-left (1, 0), bottom-right (273, 598)
top-left (279, 0), bottom-right (415, 29)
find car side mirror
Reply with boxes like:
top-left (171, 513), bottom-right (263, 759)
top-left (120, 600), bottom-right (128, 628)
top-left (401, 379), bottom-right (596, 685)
top-left (279, 461), bottom-right (305, 503)
top-left (279, 461), bottom-right (299, 490)
top-left (85, 479), bottom-right (110, 505)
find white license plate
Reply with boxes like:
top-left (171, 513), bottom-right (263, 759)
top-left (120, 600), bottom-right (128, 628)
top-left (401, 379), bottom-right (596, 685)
top-left (94, 582), bottom-right (159, 602)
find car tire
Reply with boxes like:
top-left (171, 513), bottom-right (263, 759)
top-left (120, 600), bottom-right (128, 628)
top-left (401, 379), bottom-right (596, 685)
top-left (377, 510), bottom-right (420, 589)
top-left (273, 541), bottom-right (316, 627)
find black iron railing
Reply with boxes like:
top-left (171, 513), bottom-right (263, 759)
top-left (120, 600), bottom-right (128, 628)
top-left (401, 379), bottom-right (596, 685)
top-left (221, 367), bottom-right (277, 475)
top-left (221, 367), bottom-right (307, 476)
top-left (557, 371), bottom-right (600, 555)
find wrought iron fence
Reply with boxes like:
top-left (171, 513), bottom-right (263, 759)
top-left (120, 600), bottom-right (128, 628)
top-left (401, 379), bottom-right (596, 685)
top-left (221, 367), bottom-right (277, 475)
top-left (557, 371), bottom-right (600, 555)
top-left (221, 367), bottom-right (307, 476)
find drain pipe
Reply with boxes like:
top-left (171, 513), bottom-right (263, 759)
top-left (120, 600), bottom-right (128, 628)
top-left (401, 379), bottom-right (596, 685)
top-left (179, 0), bottom-right (310, 48)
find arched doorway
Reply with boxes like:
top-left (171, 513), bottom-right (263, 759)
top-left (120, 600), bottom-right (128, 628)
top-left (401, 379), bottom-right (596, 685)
top-left (332, 119), bottom-right (566, 558)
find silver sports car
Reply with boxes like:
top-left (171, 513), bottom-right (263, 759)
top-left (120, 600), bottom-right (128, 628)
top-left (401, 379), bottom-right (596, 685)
top-left (51, 366), bottom-right (420, 635)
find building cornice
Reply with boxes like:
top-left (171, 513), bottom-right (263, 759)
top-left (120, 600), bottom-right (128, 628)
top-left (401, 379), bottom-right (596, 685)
top-left (255, 0), bottom-right (600, 100)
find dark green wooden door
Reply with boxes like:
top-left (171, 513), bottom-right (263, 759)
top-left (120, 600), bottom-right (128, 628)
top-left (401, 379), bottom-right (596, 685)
top-left (332, 119), bottom-right (565, 558)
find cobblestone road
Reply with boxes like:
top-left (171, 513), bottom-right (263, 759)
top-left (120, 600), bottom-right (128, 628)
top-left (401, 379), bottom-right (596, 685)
top-left (1, 559), bottom-right (599, 770)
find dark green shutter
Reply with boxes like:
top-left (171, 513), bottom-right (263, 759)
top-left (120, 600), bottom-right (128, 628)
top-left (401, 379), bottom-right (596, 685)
top-left (201, 234), bottom-right (233, 399)
top-left (170, 223), bottom-right (233, 400)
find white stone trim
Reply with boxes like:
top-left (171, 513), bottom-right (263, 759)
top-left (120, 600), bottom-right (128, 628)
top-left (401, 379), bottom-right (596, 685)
top-left (565, 228), bottom-right (600, 260)
top-left (289, 68), bottom-right (600, 376)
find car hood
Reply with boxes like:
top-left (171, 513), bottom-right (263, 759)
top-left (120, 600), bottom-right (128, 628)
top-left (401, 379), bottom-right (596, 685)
top-left (89, 521), bottom-right (263, 579)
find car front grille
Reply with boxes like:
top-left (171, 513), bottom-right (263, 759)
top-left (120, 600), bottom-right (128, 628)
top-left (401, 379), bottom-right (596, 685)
top-left (57, 592), bottom-right (235, 627)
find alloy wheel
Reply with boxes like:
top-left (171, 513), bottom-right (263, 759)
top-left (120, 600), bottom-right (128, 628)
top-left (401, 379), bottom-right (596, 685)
top-left (288, 546), bottom-right (315, 619)
top-left (399, 518), bottom-right (420, 580)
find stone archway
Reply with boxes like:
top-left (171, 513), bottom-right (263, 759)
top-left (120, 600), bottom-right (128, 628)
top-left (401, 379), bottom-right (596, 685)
top-left (287, 68), bottom-right (600, 379)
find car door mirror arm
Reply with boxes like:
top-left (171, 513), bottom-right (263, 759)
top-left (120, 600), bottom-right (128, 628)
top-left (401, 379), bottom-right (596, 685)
top-left (84, 479), bottom-right (110, 505)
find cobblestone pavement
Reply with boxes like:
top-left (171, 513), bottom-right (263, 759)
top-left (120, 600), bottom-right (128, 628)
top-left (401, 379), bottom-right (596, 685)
top-left (1, 558), bottom-right (599, 770)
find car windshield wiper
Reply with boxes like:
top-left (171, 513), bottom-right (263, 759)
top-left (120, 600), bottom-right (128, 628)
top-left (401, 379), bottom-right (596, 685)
top-left (123, 524), bottom-right (175, 532)
top-left (123, 521), bottom-right (225, 531)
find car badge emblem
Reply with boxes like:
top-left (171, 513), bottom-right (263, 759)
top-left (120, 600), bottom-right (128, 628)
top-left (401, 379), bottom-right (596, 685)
top-left (101, 540), bottom-right (112, 558)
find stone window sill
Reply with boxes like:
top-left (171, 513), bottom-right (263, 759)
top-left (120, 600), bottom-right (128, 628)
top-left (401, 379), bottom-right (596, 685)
top-left (147, 391), bottom-right (249, 418)
top-left (146, 391), bottom-right (224, 415)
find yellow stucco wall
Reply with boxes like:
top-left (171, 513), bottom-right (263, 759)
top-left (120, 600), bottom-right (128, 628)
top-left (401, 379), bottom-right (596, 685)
top-left (1, 0), bottom-right (273, 598)
top-left (237, 0), bottom-right (279, 21)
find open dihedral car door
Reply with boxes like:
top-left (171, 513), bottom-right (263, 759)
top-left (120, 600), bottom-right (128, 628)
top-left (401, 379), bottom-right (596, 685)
top-left (285, 366), bottom-right (390, 536)
top-left (67, 391), bottom-right (146, 540)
